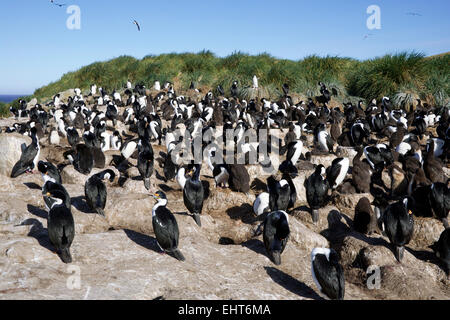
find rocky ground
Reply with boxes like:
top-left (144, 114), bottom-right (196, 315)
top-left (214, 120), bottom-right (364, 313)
top-left (0, 111), bottom-right (449, 300)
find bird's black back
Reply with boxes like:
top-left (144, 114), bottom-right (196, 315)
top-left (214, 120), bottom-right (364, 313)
top-left (263, 211), bottom-right (290, 261)
top-left (75, 144), bottom-right (94, 175)
top-left (48, 205), bottom-right (75, 252)
top-left (383, 201), bottom-right (414, 247)
top-left (153, 206), bottom-right (179, 251)
top-left (85, 175), bottom-right (107, 210)
top-left (305, 171), bottom-right (329, 210)
top-left (326, 158), bottom-right (344, 188)
top-left (312, 253), bottom-right (345, 300)
top-left (183, 178), bottom-right (204, 214)
top-left (429, 183), bottom-right (450, 220)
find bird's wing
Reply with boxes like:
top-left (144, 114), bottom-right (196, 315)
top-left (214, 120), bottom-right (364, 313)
top-left (21, 143), bottom-right (38, 164)
top-left (326, 163), bottom-right (340, 186)
top-left (183, 180), bottom-right (204, 213)
top-left (153, 208), bottom-right (178, 250)
top-left (326, 133), bottom-right (335, 150)
top-left (48, 207), bottom-right (75, 248)
top-left (11, 160), bottom-right (29, 178)
top-left (262, 213), bottom-right (277, 252)
top-left (133, 20), bottom-right (141, 31)
top-left (11, 143), bottom-right (38, 177)
top-left (312, 255), bottom-right (342, 299)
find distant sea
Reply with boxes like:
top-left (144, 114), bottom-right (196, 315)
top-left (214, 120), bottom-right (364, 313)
top-left (0, 95), bottom-right (28, 103)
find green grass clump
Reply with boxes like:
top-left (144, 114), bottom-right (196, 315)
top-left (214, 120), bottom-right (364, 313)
top-left (422, 54), bottom-right (450, 106)
top-left (0, 102), bottom-right (9, 117)
top-left (346, 51), bottom-right (427, 101)
top-left (298, 55), bottom-right (354, 84)
top-left (6, 50), bottom-right (445, 119)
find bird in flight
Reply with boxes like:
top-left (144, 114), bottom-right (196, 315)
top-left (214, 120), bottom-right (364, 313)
top-left (133, 20), bottom-right (141, 31)
top-left (50, 0), bottom-right (66, 7)
top-left (406, 12), bottom-right (422, 16)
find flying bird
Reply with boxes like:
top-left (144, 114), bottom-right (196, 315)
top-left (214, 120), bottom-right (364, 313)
top-left (50, 0), bottom-right (66, 7)
top-left (133, 20), bottom-right (141, 31)
top-left (406, 12), bottom-right (422, 16)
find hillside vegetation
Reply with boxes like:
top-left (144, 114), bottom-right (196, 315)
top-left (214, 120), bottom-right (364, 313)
top-left (3, 51), bottom-right (449, 117)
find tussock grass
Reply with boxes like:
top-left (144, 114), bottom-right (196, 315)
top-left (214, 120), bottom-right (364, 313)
top-left (346, 51), bottom-right (427, 101)
top-left (423, 54), bottom-right (450, 106)
top-left (394, 86), bottom-right (420, 112)
top-left (3, 51), bottom-right (446, 119)
top-left (0, 102), bottom-right (8, 117)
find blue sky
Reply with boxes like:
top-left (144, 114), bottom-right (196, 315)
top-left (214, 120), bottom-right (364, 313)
top-left (0, 0), bottom-right (449, 94)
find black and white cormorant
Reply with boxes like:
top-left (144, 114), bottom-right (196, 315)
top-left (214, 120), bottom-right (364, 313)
top-left (67, 144), bottom-right (94, 175)
top-left (45, 189), bottom-right (75, 264)
top-left (137, 137), bottom-right (154, 190)
top-left (314, 123), bottom-right (334, 153)
top-left (207, 148), bottom-right (230, 188)
top-left (85, 169), bottom-right (116, 216)
top-left (267, 174), bottom-right (290, 212)
top-left (11, 127), bottom-right (40, 178)
top-left (326, 157), bottom-right (349, 190)
top-left (66, 126), bottom-right (80, 149)
top-left (230, 81), bottom-right (239, 98)
top-left (183, 164), bottom-right (204, 227)
top-left (380, 197), bottom-right (415, 262)
top-left (38, 160), bottom-right (62, 185)
top-left (253, 192), bottom-right (270, 217)
top-left (42, 180), bottom-right (71, 211)
top-left (151, 191), bottom-right (185, 261)
top-left (255, 210), bottom-right (290, 265)
top-left (311, 248), bottom-right (345, 300)
top-left (305, 165), bottom-right (330, 223)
